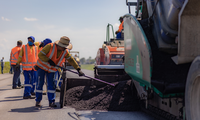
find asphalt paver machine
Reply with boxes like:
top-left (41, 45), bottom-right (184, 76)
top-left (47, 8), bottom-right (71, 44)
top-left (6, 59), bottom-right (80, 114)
top-left (124, 0), bottom-right (200, 119)
top-left (94, 24), bottom-right (130, 84)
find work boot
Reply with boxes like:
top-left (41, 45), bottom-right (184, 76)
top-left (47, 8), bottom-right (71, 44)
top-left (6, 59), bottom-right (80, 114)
top-left (23, 96), bottom-right (35, 99)
top-left (19, 85), bottom-right (24, 88)
top-left (35, 102), bottom-right (41, 107)
top-left (31, 92), bottom-right (36, 96)
top-left (13, 86), bottom-right (21, 89)
top-left (49, 102), bottom-right (57, 107)
top-left (42, 91), bottom-right (47, 95)
top-left (56, 87), bottom-right (61, 92)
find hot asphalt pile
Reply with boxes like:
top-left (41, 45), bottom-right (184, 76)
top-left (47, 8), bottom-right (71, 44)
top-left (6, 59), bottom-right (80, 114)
top-left (65, 80), bottom-right (140, 111)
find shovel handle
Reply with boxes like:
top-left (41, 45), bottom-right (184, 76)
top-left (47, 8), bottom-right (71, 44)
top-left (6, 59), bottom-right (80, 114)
top-left (55, 65), bottom-right (115, 86)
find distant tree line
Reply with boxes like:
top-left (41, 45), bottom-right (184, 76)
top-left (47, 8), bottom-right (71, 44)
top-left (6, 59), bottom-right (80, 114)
top-left (80, 56), bottom-right (95, 64)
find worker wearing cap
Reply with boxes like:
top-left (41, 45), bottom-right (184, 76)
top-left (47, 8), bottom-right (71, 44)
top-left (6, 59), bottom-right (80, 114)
top-left (38, 38), bottom-right (52, 53)
top-left (35, 36), bottom-right (85, 107)
top-left (10, 40), bottom-right (23, 89)
top-left (16, 36), bottom-right (38, 99)
top-left (115, 16), bottom-right (124, 39)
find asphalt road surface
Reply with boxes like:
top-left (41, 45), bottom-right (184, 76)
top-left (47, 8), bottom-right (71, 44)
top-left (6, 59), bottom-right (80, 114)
top-left (0, 69), bottom-right (156, 120)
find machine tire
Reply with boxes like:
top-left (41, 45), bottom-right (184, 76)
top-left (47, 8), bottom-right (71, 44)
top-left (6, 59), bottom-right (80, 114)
top-left (185, 56), bottom-right (200, 120)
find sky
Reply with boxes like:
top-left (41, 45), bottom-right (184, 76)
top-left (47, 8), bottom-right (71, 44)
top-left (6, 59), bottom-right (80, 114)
top-left (0, 0), bottom-right (136, 61)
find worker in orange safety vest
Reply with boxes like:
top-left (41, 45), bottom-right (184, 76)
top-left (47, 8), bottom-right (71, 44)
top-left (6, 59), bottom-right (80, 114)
top-left (115, 16), bottom-right (124, 39)
top-left (34, 36), bottom-right (85, 107)
top-left (15, 36), bottom-right (38, 99)
top-left (10, 40), bottom-right (23, 89)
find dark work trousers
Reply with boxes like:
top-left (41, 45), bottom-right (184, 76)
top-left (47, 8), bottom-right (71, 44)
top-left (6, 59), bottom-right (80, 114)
top-left (12, 65), bottom-right (21, 88)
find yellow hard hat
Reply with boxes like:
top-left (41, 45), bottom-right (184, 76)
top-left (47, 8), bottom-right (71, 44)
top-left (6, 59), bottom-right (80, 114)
top-left (34, 42), bottom-right (40, 47)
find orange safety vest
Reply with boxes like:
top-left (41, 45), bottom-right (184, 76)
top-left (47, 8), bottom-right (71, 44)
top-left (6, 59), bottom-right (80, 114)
top-left (10, 46), bottom-right (21, 65)
top-left (21, 44), bottom-right (38, 71)
top-left (118, 21), bottom-right (124, 32)
top-left (36, 43), bottom-right (68, 72)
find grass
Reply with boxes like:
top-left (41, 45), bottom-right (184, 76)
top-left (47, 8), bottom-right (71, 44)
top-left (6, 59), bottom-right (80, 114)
top-left (81, 64), bottom-right (95, 71)
top-left (0, 63), bottom-right (95, 73)
top-left (0, 62), bottom-right (11, 74)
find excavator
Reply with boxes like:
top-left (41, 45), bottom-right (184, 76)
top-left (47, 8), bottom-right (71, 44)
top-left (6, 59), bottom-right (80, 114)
top-left (124, 0), bottom-right (200, 119)
top-left (94, 24), bottom-right (130, 85)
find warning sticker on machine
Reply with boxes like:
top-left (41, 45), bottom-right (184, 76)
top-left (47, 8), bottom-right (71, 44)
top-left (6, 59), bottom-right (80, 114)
top-left (116, 48), bottom-right (124, 51)
top-left (126, 39), bottom-right (132, 50)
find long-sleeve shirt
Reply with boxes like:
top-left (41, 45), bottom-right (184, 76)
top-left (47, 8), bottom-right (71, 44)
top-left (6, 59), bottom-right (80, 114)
top-left (38, 44), bottom-right (80, 70)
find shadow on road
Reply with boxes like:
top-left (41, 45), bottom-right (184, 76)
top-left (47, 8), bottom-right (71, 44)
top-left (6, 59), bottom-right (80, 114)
top-left (6, 96), bottom-right (23, 98)
top-left (0, 89), bottom-right (12, 91)
top-left (10, 106), bottom-right (40, 113)
top-left (10, 103), bottom-right (62, 113)
top-left (0, 98), bottom-right (24, 102)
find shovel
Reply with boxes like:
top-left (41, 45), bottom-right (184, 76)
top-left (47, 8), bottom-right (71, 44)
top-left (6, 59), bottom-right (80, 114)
top-left (55, 65), bottom-right (116, 87)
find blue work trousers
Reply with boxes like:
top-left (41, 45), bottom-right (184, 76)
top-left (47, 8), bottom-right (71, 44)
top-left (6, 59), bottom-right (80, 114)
top-left (12, 65), bottom-right (21, 88)
top-left (116, 32), bottom-right (122, 39)
top-left (1, 66), bottom-right (3, 74)
top-left (54, 71), bottom-right (62, 88)
top-left (31, 71), bottom-right (37, 94)
top-left (10, 65), bottom-right (13, 73)
top-left (36, 68), bottom-right (56, 104)
top-left (23, 70), bottom-right (37, 97)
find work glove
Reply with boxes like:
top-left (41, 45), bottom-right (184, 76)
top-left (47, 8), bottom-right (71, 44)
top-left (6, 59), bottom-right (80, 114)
top-left (39, 42), bottom-right (44, 48)
top-left (48, 59), bottom-right (56, 66)
top-left (34, 65), bottom-right (40, 71)
top-left (77, 68), bottom-right (85, 76)
top-left (15, 63), bottom-right (20, 71)
top-left (58, 68), bottom-right (62, 74)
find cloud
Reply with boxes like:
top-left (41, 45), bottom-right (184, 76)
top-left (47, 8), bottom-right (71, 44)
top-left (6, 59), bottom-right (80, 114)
top-left (1, 17), bottom-right (11, 21)
top-left (113, 23), bottom-right (119, 31)
top-left (24, 17), bottom-right (38, 21)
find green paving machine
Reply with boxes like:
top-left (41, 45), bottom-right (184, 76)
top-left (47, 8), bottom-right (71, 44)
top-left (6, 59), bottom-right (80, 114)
top-left (124, 0), bottom-right (200, 119)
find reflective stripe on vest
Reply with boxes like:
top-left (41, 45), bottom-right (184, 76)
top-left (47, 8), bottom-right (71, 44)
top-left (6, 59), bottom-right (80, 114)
top-left (49, 44), bottom-right (56, 59)
top-left (57, 50), bottom-right (66, 65)
top-left (12, 51), bottom-right (18, 60)
top-left (36, 60), bottom-right (57, 72)
top-left (11, 47), bottom-right (21, 65)
top-left (36, 43), bottom-right (68, 73)
top-left (22, 45), bottom-right (37, 70)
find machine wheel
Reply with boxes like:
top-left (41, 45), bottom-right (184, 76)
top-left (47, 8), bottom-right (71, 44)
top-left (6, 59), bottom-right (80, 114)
top-left (185, 56), bottom-right (200, 120)
top-left (60, 77), bottom-right (67, 108)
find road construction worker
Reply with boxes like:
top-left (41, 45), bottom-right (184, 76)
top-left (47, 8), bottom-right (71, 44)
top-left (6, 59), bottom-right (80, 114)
top-left (38, 38), bottom-right (52, 94)
top-left (1, 57), bottom-right (4, 74)
top-left (115, 16), bottom-right (124, 39)
top-left (34, 36), bottom-right (85, 107)
top-left (10, 40), bottom-right (23, 89)
top-left (16, 36), bottom-right (38, 99)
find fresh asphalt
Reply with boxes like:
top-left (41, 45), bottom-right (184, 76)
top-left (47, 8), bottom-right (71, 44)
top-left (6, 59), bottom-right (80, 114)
top-left (0, 70), bottom-right (156, 120)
